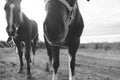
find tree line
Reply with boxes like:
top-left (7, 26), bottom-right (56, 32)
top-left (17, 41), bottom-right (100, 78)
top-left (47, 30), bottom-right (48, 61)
top-left (1, 40), bottom-right (120, 50)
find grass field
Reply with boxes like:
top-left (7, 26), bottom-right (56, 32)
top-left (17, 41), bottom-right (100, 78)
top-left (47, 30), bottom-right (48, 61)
top-left (0, 48), bottom-right (120, 80)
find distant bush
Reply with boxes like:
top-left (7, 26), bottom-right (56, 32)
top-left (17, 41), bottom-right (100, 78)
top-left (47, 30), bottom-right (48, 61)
top-left (0, 40), bottom-right (120, 50)
top-left (0, 41), bottom-right (10, 47)
top-left (117, 43), bottom-right (120, 50)
top-left (79, 42), bottom-right (120, 50)
top-left (79, 44), bottom-right (86, 49)
top-left (0, 41), bottom-right (10, 48)
top-left (104, 46), bottom-right (111, 51)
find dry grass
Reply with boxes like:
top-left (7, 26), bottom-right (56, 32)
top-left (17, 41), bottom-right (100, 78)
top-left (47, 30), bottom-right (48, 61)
top-left (0, 48), bottom-right (120, 80)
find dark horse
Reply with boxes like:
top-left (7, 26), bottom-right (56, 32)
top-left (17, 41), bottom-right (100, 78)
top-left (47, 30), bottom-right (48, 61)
top-left (44, 0), bottom-right (89, 80)
top-left (4, 0), bottom-right (38, 79)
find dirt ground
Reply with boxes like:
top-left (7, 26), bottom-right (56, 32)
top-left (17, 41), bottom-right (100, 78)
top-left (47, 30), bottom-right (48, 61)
top-left (1, 48), bottom-right (120, 80)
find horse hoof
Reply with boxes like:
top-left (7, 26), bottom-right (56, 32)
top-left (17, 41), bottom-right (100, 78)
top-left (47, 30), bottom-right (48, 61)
top-left (26, 75), bottom-right (33, 80)
top-left (45, 67), bottom-right (50, 72)
top-left (32, 62), bottom-right (35, 66)
top-left (17, 68), bottom-right (23, 74)
top-left (45, 63), bottom-right (50, 72)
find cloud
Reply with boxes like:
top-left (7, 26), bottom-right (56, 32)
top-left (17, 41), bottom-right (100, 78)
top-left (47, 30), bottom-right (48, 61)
top-left (0, 0), bottom-right (120, 42)
top-left (79, 0), bottom-right (120, 40)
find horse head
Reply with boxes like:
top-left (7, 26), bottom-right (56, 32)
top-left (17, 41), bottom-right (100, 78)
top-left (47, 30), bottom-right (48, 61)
top-left (4, 0), bottom-right (23, 37)
top-left (44, 0), bottom-right (77, 46)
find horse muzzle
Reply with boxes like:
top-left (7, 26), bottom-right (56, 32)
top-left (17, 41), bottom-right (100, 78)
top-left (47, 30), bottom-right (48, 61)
top-left (6, 26), bottom-right (18, 38)
top-left (44, 34), bottom-right (65, 46)
top-left (48, 41), bottom-right (64, 46)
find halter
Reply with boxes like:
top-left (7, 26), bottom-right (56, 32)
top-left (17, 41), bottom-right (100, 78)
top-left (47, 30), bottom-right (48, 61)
top-left (45, 0), bottom-right (77, 12)
top-left (45, 0), bottom-right (78, 25)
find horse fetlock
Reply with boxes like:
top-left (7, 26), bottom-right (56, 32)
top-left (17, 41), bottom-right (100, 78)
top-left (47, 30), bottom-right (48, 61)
top-left (45, 62), bottom-right (50, 72)
top-left (52, 73), bottom-right (58, 80)
top-left (17, 67), bottom-right (23, 74)
top-left (26, 74), bottom-right (33, 79)
top-left (45, 61), bottom-right (53, 72)
top-left (69, 76), bottom-right (76, 80)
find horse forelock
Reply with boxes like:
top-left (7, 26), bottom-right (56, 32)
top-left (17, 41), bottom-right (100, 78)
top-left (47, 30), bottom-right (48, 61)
top-left (45, 0), bottom-right (77, 12)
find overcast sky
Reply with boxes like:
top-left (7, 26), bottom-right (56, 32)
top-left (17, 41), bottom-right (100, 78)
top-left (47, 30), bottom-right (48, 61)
top-left (0, 0), bottom-right (120, 43)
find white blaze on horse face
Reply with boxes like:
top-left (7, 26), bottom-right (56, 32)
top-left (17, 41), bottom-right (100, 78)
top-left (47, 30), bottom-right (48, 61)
top-left (9, 3), bottom-right (15, 32)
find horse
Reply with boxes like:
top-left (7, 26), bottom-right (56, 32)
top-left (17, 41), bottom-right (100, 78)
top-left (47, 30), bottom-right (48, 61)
top-left (4, 0), bottom-right (39, 79)
top-left (44, 0), bottom-right (89, 80)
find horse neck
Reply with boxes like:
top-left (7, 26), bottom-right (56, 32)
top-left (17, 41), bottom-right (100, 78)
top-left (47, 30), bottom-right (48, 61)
top-left (20, 12), bottom-right (23, 23)
top-left (20, 13), bottom-right (29, 26)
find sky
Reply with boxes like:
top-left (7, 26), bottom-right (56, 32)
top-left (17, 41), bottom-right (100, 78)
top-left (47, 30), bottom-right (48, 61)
top-left (0, 0), bottom-right (120, 43)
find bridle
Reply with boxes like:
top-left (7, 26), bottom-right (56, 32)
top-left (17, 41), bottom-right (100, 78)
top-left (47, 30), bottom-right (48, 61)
top-left (44, 0), bottom-right (78, 45)
top-left (45, 0), bottom-right (77, 13)
top-left (45, 0), bottom-right (77, 26)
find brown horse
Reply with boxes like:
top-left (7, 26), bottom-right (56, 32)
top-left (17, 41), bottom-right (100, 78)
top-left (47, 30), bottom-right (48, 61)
top-left (4, 0), bottom-right (39, 79)
top-left (44, 0), bottom-right (89, 80)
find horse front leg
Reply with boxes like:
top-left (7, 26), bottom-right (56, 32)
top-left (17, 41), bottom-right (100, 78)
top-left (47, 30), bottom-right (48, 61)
top-left (25, 41), bottom-right (32, 79)
top-left (31, 41), bottom-right (35, 65)
top-left (51, 46), bottom-right (60, 80)
top-left (45, 39), bottom-right (52, 72)
top-left (31, 38), bottom-right (38, 65)
top-left (15, 42), bottom-right (24, 73)
top-left (68, 41), bottom-right (79, 80)
top-left (45, 46), bottom-right (52, 72)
